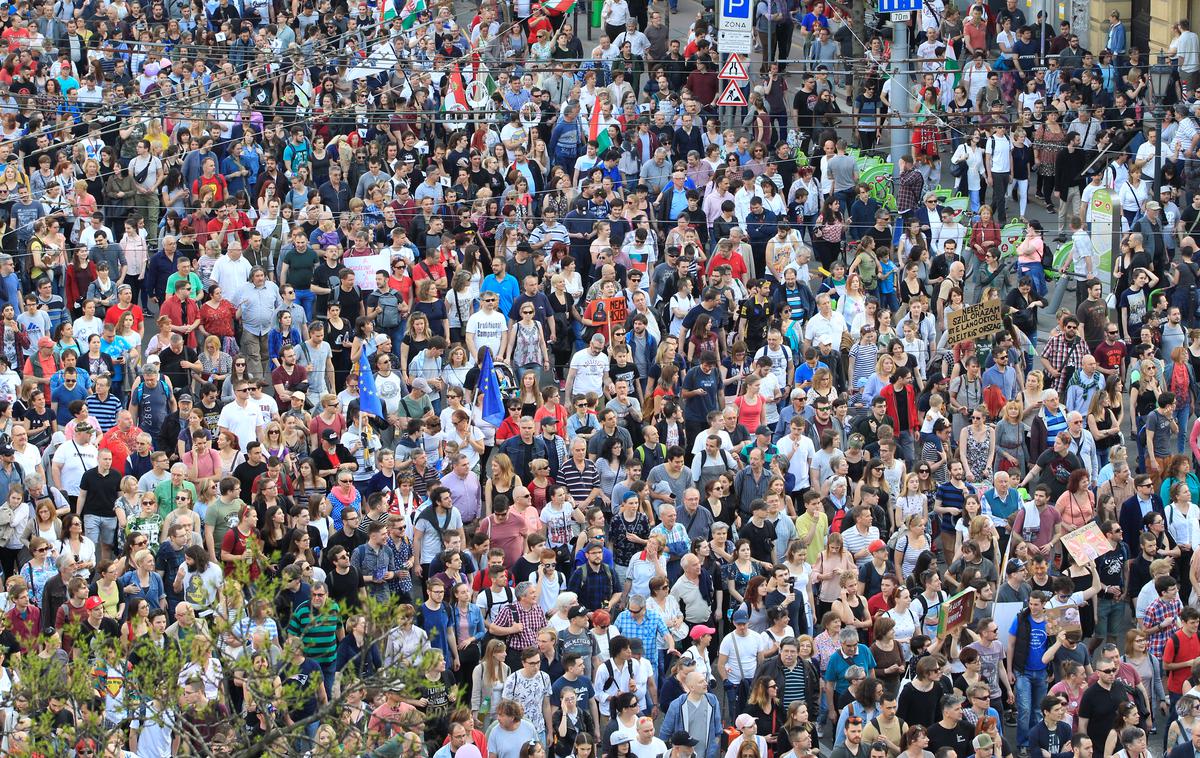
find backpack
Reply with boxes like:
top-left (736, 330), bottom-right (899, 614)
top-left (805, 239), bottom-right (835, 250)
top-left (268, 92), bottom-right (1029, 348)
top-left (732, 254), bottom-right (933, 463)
top-left (482, 586), bottom-right (516, 642)
top-left (331, 284), bottom-right (362, 307)
top-left (830, 505), bottom-right (848, 533)
top-left (374, 289), bottom-right (402, 330)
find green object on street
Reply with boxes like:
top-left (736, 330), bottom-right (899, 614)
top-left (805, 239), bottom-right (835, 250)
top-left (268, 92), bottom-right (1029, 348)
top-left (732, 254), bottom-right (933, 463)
top-left (591, 0), bottom-right (602, 28)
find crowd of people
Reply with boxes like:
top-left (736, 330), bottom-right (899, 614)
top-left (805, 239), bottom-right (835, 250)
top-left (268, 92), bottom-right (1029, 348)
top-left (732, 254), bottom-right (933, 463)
top-left (0, 0), bottom-right (1195, 754)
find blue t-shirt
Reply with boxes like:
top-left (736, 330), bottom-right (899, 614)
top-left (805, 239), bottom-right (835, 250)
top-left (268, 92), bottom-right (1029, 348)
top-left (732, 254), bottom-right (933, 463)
top-left (823, 645), bottom-right (878, 695)
top-left (681, 365), bottom-right (720, 423)
top-left (1008, 614), bottom-right (1049, 671)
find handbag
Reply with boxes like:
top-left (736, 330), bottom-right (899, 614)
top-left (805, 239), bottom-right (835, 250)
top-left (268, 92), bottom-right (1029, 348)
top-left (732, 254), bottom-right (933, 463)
top-left (950, 157), bottom-right (966, 178)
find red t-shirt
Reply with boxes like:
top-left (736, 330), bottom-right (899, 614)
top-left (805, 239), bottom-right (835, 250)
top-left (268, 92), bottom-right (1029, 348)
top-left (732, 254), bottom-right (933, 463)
top-left (103, 302), bottom-right (145, 331)
top-left (1092, 340), bottom-right (1127, 374)
top-left (1165, 630), bottom-right (1200, 693)
top-left (221, 527), bottom-right (261, 580)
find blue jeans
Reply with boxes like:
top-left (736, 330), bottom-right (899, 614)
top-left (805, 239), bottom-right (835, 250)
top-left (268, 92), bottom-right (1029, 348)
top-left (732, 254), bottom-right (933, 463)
top-left (896, 430), bottom-right (916, 468)
top-left (1177, 405), bottom-right (1191, 453)
top-left (1017, 261), bottom-right (1048, 299)
top-left (1014, 669), bottom-right (1048, 749)
top-left (968, 188), bottom-right (981, 213)
top-left (320, 660), bottom-right (336, 703)
top-left (724, 680), bottom-right (750, 717)
top-left (294, 288), bottom-right (315, 321)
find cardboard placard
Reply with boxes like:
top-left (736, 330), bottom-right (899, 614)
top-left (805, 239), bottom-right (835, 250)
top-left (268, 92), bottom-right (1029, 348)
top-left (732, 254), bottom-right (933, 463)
top-left (1044, 604), bottom-right (1083, 636)
top-left (1061, 522), bottom-right (1111, 567)
top-left (937, 587), bottom-right (976, 637)
top-left (945, 298), bottom-right (1003, 346)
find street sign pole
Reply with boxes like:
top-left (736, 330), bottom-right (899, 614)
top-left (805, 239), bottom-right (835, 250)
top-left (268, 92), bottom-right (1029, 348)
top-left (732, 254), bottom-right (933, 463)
top-left (883, 10), bottom-right (907, 181)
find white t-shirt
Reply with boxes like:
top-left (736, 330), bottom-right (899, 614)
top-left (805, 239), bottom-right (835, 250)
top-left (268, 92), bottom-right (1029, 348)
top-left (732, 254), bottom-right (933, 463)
top-left (718, 629), bottom-right (767, 683)
top-left (217, 401), bottom-right (263, 453)
top-left (568, 349), bottom-right (610, 397)
top-left (1174, 30), bottom-right (1200, 73)
top-left (466, 310), bottom-right (508, 358)
top-left (374, 371), bottom-right (406, 416)
top-left (776, 434), bottom-right (816, 490)
top-left (52, 441), bottom-right (99, 495)
top-left (985, 134), bottom-right (1013, 173)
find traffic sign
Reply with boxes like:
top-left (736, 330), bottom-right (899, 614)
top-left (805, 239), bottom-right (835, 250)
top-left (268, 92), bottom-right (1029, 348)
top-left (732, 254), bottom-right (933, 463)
top-left (877, 0), bottom-right (921, 12)
top-left (718, 53), bottom-right (749, 81)
top-left (717, 0), bottom-right (752, 55)
top-left (715, 79), bottom-right (748, 107)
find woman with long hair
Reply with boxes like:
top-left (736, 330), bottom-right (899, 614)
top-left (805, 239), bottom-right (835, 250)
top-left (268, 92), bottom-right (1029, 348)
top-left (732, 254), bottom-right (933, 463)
top-left (722, 537), bottom-right (765, 610)
top-left (958, 406), bottom-right (996, 484)
top-left (832, 570), bottom-right (872, 644)
top-left (812, 199), bottom-right (846, 271)
top-left (1056, 469), bottom-right (1096, 532)
top-left (470, 638), bottom-right (510, 729)
top-left (484, 453), bottom-right (522, 517)
top-left (745, 677), bottom-right (781, 757)
top-left (199, 284), bottom-right (238, 356)
top-left (812, 532), bottom-right (856, 620)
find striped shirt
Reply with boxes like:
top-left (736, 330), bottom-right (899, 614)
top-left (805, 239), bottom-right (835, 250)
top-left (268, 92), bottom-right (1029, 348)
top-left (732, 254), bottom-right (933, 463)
top-left (557, 457), bottom-right (600, 507)
top-left (287, 598), bottom-right (341, 664)
top-left (86, 393), bottom-right (124, 433)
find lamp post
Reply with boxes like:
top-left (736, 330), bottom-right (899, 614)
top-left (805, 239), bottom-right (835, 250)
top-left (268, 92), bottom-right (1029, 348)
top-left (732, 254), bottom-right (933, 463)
top-left (1149, 49), bottom-right (1173, 199)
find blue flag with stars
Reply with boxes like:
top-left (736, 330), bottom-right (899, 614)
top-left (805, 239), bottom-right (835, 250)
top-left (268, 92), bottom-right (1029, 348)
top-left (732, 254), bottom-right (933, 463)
top-left (358, 348), bottom-right (384, 418)
top-left (478, 347), bottom-right (505, 427)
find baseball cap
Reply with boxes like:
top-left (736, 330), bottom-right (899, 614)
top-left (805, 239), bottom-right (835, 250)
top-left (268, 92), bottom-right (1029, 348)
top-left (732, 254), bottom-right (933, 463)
top-left (610, 733), bottom-right (634, 746)
top-left (568, 605), bottom-right (589, 619)
top-left (1006, 559), bottom-right (1026, 575)
top-left (37, 336), bottom-right (53, 348)
top-left (868, 539), bottom-right (887, 554)
top-left (85, 596), bottom-right (103, 611)
top-left (973, 735), bottom-right (994, 751)
top-left (735, 714), bottom-right (756, 729)
top-left (731, 607), bottom-right (750, 624)
top-left (321, 429), bottom-right (339, 442)
top-left (177, 393), bottom-right (194, 403)
top-left (671, 732), bottom-right (699, 748)
top-left (689, 624), bottom-right (716, 640)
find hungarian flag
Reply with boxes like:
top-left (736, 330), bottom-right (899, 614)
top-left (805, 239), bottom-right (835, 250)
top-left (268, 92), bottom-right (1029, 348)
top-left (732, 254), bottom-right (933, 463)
top-left (443, 65), bottom-right (468, 112)
top-left (588, 104), bottom-right (613, 154)
top-left (383, 0), bottom-right (425, 28)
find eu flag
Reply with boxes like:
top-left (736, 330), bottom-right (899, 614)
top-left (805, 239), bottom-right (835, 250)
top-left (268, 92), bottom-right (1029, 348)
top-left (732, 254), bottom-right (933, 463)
top-left (478, 347), bottom-right (505, 427)
top-left (358, 349), bottom-right (384, 418)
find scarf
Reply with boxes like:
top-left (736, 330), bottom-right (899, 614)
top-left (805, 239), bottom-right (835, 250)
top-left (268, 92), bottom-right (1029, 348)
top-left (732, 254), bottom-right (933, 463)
top-left (1171, 362), bottom-right (1190, 404)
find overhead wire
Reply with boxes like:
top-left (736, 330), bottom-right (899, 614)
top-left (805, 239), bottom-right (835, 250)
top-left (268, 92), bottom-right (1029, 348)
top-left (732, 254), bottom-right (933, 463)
top-left (0, 2), bottom-right (1056, 244)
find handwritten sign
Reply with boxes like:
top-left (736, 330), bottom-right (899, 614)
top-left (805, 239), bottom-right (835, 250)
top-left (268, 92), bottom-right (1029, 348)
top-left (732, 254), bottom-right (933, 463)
top-left (1061, 521), bottom-right (1112, 566)
top-left (343, 250), bottom-right (390, 291)
top-left (937, 587), bottom-right (976, 637)
top-left (945, 298), bottom-right (1002, 346)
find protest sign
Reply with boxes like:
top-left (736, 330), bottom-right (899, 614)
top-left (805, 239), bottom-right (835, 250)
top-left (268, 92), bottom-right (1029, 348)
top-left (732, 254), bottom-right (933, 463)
top-left (946, 299), bottom-right (1003, 345)
top-left (937, 587), bottom-right (976, 637)
top-left (1061, 522), bottom-right (1111, 566)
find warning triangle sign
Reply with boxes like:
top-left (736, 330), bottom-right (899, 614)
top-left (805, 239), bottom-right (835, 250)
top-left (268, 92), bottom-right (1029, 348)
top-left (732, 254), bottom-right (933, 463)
top-left (718, 53), bottom-right (749, 81)
top-left (716, 79), bottom-right (748, 107)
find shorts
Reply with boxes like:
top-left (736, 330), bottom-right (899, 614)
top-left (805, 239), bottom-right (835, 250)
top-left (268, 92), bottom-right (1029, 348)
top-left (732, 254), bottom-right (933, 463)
top-left (84, 514), bottom-right (118, 547)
